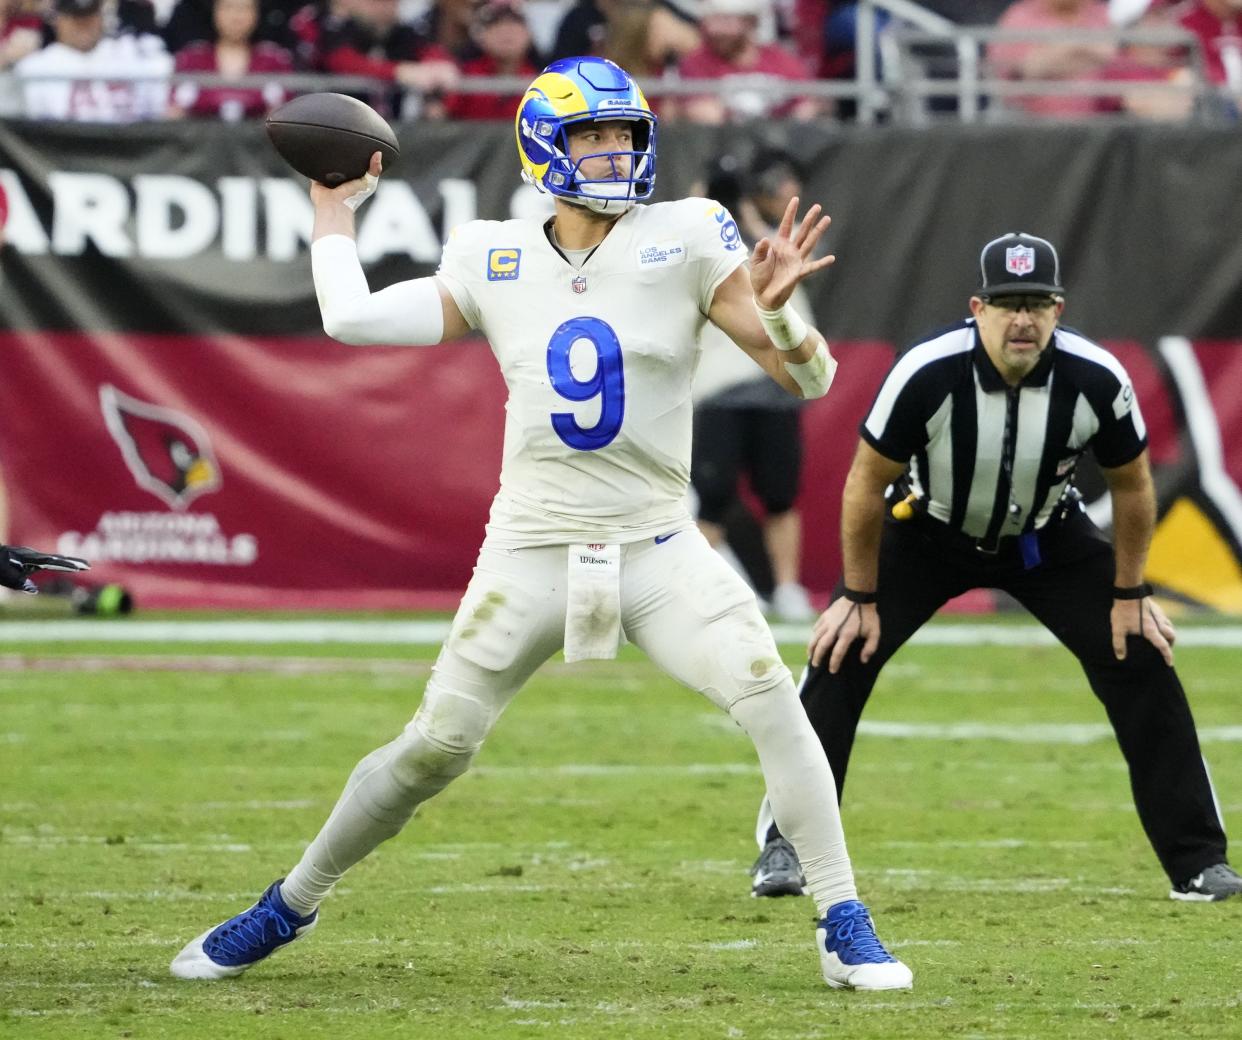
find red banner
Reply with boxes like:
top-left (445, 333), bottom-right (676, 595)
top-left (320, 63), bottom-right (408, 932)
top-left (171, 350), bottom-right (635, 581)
top-left (0, 331), bottom-right (506, 608)
top-left (3, 121), bottom-right (1242, 611)
top-left (4, 333), bottom-right (1239, 610)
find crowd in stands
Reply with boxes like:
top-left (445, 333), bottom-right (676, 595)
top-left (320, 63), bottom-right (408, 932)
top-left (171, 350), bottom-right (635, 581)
top-left (0, 0), bottom-right (1238, 121)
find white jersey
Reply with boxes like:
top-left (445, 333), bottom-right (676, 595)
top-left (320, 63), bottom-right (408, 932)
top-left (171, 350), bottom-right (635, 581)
top-left (436, 198), bottom-right (748, 548)
top-left (15, 35), bottom-right (172, 122)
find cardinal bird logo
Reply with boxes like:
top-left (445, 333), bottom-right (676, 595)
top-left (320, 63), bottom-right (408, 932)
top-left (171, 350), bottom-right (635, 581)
top-left (100, 385), bottom-right (222, 510)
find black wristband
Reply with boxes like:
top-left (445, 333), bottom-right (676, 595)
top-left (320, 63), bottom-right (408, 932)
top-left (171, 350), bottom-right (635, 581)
top-left (842, 586), bottom-right (877, 605)
top-left (1112, 582), bottom-right (1153, 600)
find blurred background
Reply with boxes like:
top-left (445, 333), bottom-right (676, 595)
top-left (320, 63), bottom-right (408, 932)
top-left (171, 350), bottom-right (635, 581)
top-left (1, 0), bottom-right (1241, 615)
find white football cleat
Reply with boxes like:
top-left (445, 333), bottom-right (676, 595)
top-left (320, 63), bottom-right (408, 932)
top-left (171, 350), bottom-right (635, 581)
top-left (817, 900), bottom-right (913, 991)
top-left (171, 880), bottom-right (316, 980)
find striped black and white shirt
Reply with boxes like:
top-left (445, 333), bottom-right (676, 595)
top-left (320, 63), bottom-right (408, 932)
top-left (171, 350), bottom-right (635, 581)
top-left (861, 321), bottom-right (1147, 544)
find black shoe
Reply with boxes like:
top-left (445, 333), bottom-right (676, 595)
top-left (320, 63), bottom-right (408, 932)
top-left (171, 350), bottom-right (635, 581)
top-left (749, 836), bottom-right (806, 898)
top-left (1170, 862), bottom-right (1242, 902)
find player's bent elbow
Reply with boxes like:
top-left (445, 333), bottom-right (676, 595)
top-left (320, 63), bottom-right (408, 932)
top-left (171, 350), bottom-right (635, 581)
top-left (321, 313), bottom-right (369, 345)
top-left (320, 304), bottom-right (389, 345)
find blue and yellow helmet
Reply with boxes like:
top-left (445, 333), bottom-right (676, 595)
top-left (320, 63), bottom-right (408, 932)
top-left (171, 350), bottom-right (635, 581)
top-left (515, 57), bottom-right (657, 214)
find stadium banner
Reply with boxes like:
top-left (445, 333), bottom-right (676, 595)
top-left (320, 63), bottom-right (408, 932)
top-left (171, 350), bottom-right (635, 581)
top-left (1, 120), bottom-right (1240, 610)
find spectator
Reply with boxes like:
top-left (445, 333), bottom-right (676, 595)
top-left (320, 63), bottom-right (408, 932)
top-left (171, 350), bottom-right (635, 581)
top-left (117, 0), bottom-right (162, 34)
top-left (1177, 0), bottom-right (1242, 90)
top-left (170, 0), bottom-right (294, 120)
top-left (15, 0), bottom-right (172, 121)
top-left (691, 149), bottom-right (819, 622)
top-left (1, 0), bottom-right (42, 71)
top-left (786, 0), bottom-right (831, 76)
top-left (676, 0), bottom-right (822, 123)
top-left (294, 0), bottom-right (459, 118)
top-left (549, 0), bottom-right (699, 75)
top-left (1096, 7), bottom-right (1197, 120)
top-left (989, 0), bottom-right (1117, 117)
top-left (412, 0), bottom-right (477, 60)
top-left (444, 0), bottom-right (538, 120)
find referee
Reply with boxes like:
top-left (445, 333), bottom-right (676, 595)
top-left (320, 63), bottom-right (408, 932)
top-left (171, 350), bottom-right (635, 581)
top-left (749, 232), bottom-right (1241, 903)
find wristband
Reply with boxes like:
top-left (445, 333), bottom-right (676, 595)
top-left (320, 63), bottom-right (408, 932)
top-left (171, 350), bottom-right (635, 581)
top-left (755, 299), bottom-right (810, 352)
top-left (1112, 583), bottom-right (1153, 600)
top-left (783, 341), bottom-right (837, 399)
top-left (841, 586), bottom-right (877, 605)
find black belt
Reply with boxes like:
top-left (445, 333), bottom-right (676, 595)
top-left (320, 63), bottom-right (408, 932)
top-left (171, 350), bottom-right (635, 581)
top-left (913, 512), bottom-right (1052, 562)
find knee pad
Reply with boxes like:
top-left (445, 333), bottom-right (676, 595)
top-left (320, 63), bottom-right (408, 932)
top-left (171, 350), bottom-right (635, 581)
top-left (703, 602), bottom-right (793, 710)
top-left (658, 541), bottom-right (792, 710)
top-left (386, 725), bottom-right (476, 799)
top-left (369, 673), bottom-right (497, 801)
top-left (410, 680), bottom-right (494, 754)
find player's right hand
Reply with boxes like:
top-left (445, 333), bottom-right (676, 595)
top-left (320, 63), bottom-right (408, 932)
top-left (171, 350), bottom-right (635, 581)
top-left (808, 595), bottom-right (881, 673)
top-left (309, 151), bottom-right (384, 210)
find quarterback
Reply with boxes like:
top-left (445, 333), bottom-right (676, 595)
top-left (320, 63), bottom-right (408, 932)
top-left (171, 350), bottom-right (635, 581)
top-left (170, 57), bottom-right (912, 991)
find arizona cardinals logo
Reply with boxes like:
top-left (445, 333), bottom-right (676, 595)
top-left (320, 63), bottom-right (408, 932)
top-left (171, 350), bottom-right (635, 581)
top-left (100, 385), bottom-right (222, 510)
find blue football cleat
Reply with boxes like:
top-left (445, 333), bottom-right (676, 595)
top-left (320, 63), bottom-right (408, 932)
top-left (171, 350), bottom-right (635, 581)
top-left (816, 900), bottom-right (913, 990)
top-left (170, 880), bottom-right (317, 980)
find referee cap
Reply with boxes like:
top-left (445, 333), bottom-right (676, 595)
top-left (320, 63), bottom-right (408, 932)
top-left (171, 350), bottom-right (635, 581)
top-left (978, 233), bottom-right (1064, 298)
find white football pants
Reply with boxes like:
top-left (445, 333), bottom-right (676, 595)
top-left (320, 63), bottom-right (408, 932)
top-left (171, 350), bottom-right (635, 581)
top-left (282, 528), bottom-right (856, 916)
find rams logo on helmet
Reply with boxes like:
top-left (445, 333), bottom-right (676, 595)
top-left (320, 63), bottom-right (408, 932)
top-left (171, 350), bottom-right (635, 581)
top-left (515, 57), bottom-right (657, 216)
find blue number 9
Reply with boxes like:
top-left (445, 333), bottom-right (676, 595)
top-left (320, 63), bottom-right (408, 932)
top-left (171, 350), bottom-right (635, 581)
top-left (547, 316), bottom-right (626, 451)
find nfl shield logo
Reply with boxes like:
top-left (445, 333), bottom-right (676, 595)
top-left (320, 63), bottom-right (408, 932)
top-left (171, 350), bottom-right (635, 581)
top-left (1005, 245), bottom-right (1035, 276)
top-left (571, 275), bottom-right (587, 294)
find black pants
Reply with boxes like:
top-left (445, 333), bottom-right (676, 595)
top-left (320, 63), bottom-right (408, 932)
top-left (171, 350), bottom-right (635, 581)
top-left (775, 508), bottom-right (1227, 885)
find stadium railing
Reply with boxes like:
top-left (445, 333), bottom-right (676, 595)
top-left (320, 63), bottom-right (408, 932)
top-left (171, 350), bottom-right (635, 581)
top-left (1, 11), bottom-right (1237, 126)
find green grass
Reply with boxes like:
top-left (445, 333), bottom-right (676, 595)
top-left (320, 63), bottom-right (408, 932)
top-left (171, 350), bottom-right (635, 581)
top-left (2, 636), bottom-right (1240, 1038)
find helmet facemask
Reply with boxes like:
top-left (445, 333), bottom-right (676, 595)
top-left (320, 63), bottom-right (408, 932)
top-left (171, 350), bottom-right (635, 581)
top-left (516, 57), bottom-right (658, 215)
top-left (551, 117), bottom-right (654, 214)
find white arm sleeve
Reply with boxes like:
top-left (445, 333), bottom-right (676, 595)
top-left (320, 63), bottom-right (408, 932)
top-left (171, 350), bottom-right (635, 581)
top-left (311, 234), bottom-right (445, 346)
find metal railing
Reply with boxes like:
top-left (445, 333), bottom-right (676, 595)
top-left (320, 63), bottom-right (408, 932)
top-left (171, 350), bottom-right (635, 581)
top-left (882, 25), bottom-right (1224, 125)
top-left (1, 8), bottom-right (1236, 127)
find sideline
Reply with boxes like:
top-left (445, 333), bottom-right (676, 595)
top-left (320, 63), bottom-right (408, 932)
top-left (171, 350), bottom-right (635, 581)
top-left (1, 619), bottom-right (1242, 646)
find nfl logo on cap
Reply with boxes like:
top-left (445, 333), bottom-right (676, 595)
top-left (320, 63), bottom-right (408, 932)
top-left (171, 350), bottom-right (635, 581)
top-left (1005, 245), bottom-right (1035, 276)
top-left (979, 232), bottom-right (1065, 299)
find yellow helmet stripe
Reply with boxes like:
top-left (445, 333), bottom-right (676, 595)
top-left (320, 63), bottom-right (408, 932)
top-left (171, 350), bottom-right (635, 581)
top-left (523, 72), bottom-right (590, 119)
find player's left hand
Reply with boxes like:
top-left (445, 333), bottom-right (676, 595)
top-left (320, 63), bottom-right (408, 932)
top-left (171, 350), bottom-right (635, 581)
top-left (0, 544), bottom-right (91, 595)
top-left (1110, 593), bottom-right (1176, 666)
top-left (750, 197), bottom-right (835, 311)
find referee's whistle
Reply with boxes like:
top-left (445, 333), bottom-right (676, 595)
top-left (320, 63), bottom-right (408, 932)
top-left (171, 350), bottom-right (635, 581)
top-left (892, 492), bottom-right (918, 521)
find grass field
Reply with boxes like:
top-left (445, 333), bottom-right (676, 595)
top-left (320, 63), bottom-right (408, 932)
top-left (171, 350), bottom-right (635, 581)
top-left (3, 623), bottom-right (1240, 1039)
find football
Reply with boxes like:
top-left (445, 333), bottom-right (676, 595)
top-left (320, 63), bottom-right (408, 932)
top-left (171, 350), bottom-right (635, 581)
top-left (265, 93), bottom-right (400, 187)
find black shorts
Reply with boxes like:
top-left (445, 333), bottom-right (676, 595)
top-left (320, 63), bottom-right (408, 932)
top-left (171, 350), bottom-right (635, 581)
top-left (691, 406), bottom-right (802, 522)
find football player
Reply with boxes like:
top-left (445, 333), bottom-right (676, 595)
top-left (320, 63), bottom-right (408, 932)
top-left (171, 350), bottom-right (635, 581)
top-left (170, 56), bottom-right (912, 992)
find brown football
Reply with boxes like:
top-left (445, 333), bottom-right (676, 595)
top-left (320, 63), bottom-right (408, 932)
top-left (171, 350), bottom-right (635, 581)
top-left (266, 93), bottom-right (400, 187)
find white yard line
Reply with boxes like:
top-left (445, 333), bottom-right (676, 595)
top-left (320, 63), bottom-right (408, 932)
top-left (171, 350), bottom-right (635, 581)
top-left (2, 619), bottom-right (1242, 646)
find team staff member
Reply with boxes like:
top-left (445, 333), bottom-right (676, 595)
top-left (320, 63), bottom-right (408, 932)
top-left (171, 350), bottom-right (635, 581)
top-left (750, 233), bottom-right (1241, 903)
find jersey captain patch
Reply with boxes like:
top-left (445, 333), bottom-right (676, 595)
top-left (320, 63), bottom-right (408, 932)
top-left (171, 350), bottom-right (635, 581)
top-left (487, 248), bottom-right (522, 281)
